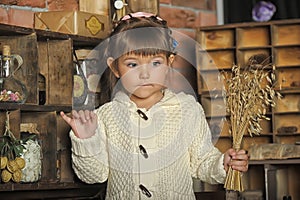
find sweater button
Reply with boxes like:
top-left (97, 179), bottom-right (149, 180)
top-left (139, 144), bottom-right (148, 158)
top-left (139, 184), bottom-right (152, 198)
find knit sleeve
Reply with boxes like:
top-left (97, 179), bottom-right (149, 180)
top-left (189, 103), bottom-right (226, 185)
top-left (69, 118), bottom-right (109, 184)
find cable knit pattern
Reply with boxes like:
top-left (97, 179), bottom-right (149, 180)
top-left (70, 89), bottom-right (226, 200)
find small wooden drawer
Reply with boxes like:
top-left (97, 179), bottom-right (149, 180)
top-left (272, 24), bottom-right (300, 45)
top-left (274, 114), bottom-right (300, 134)
top-left (201, 96), bottom-right (226, 117)
top-left (237, 26), bottom-right (270, 47)
top-left (197, 50), bottom-right (235, 70)
top-left (274, 93), bottom-right (300, 113)
top-left (197, 29), bottom-right (235, 49)
top-left (274, 47), bottom-right (300, 67)
top-left (237, 48), bottom-right (271, 66)
top-left (275, 68), bottom-right (300, 90)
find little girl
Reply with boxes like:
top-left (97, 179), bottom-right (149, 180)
top-left (61, 12), bottom-right (248, 200)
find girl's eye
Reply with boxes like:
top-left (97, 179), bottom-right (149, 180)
top-left (127, 62), bottom-right (138, 68)
top-left (152, 61), bottom-right (162, 67)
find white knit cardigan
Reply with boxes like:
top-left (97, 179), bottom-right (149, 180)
top-left (69, 89), bottom-right (226, 200)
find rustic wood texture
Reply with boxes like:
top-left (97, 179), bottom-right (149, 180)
top-left (249, 144), bottom-right (300, 160)
top-left (0, 109), bottom-right (20, 139)
top-left (38, 39), bottom-right (73, 106)
top-left (56, 113), bottom-right (74, 182)
top-left (237, 26), bottom-right (270, 47)
top-left (197, 29), bottom-right (234, 49)
top-left (0, 33), bottom-right (38, 104)
top-left (273, 24), bottom-right (300, 45)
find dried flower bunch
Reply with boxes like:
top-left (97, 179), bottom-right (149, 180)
top-left (0, 112), bottom-right (35, 183)
top-left (222, 54), bottom-right (281, 192)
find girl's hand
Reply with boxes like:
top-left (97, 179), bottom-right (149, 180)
top-left (223, 148), bottom-right (249, 173)
top-left (60, 110), bottom-right (98, 139)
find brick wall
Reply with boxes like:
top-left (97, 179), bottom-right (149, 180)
top-left (0, 0), bottom-right (217, 92)
top-left (0, 0), bottom-right (217, 37)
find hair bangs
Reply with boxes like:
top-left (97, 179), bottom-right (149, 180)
top-left (108, 27), bottom-right (172, 58)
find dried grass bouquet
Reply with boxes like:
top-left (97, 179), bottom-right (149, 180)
top-left (222, 55), bottom-right (281, 192)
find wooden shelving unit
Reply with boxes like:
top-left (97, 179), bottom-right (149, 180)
top-left (0, 23), bottom-right (106, 199)
top-left (196, 19), bottom-right (300, 200)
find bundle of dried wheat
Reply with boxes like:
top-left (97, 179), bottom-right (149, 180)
top-left (223, 61), bottom-right (281, 192)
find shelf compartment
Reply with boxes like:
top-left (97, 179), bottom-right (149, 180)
top-left (200, 96), bottom-right (226, 117)
top-left (196, 29), bottom-right (235, 50)
top-left (207, 116), bottom-right (230, 137)
top-left (237, 26), bottom-right (270, 48)
top-left (214, 137), bottom-right (232, 153)
top-left (275, 68), bottom-right (300, 90)
top-left (274, 114), bottom-right (300, 135)
top-left (274, 46), bottom-right (300, 67)
top-left (275, 135), bottom-right (300, 145)
top-left (237, 48), bottom-right (271, 66)
top-left (197, 70), bottom-right (230, 94)
top-left (0, 33), bottom-right (39, 104)
top-left (274, 93), bottom-right (300, 113)
top-left (241, 136), bottom-right (272, 151)
top-left (197, 49), bottom-right (235, 70)
top-left (272, 24), bottom-right (300, 46)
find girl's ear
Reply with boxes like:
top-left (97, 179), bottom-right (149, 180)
top-left (168, 54), bottom-right (175, 65)
top-left (107, 57), bottom-right (120, 78)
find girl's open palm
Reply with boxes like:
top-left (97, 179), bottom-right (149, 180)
top-left (60, 110), bottom-right (98, 139)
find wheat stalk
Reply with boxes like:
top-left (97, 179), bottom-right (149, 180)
top-left (223, 56), bottom-right (281, 192)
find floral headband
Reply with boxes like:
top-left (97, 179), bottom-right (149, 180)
top-left (120, 12), bottom-right (163, 21)
top-left (112, 12), bottom-right (179, 51)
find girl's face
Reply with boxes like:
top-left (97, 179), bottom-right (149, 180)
top-left (107, 53), bottom-right (174, 107)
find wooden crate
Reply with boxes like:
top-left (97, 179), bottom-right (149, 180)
top-left (0, 34), bottom-right (39, 104)
top-left (79, 0), bottom-right (110, 16)
top-left (38, 39), bottom-right (73, 106)
top-left (21, 111), bottom-right (58, 183)
top-left (34, 11), bottom-right (111, 39)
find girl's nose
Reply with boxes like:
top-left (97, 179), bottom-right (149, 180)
top-left (139, 65), bottom-right (150, 79)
